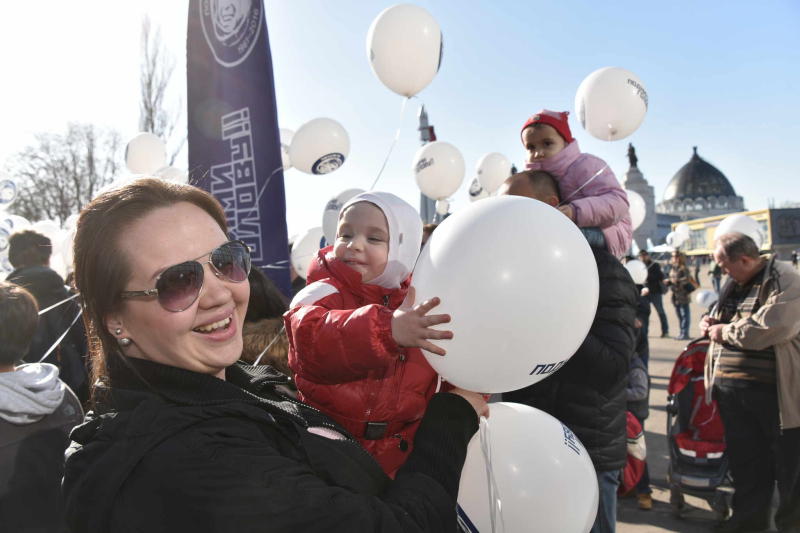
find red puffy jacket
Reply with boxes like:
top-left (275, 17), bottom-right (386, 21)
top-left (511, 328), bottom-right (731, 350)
top-left (285, 248), bottom-right (438, 476)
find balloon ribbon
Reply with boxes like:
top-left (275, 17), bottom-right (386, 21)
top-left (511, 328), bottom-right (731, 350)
top-left (480, 417), bottom-right (505, 533)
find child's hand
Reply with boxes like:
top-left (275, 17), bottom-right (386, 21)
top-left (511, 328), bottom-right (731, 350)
top-left (557, 204), bottom-right (575, 221)
top-left (392, 287), bottom-right (452, 356)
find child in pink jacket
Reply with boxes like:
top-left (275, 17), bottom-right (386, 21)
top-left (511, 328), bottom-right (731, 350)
top-left (521, 109), bottom-right (632, 258)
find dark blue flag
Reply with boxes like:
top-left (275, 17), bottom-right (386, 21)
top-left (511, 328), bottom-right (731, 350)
top-left (187, 0), bottom-right (291, 296)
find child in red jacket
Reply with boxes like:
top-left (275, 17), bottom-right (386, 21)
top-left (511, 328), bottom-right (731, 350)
top-left (285, 191), bottom-right (451, 476)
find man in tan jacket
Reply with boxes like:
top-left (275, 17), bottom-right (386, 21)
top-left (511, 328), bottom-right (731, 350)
top-left (701, 232), bottom-right (800, 533)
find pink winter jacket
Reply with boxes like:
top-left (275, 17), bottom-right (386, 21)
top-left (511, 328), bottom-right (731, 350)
top-left (526, 140), bottom-right (633, 258)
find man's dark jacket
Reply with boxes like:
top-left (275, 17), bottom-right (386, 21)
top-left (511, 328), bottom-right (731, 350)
top-left (644, 260), bottom-right (665, 295)
top-left (6, 265), bottom-right (88, 401)
top-left (505, 247), bottom-right (637, 472)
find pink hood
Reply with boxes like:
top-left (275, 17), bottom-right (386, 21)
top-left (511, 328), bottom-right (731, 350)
top-left (527, 141), bottom-right (633, 258)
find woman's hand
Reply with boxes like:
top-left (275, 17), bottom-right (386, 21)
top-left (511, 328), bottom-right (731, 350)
top-left (392, 287), bottom-right (452, 356)
top-left (449, 387), bottom-right (490, 418)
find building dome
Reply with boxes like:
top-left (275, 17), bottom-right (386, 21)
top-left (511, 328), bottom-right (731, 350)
top-left (663, 147), bottom-right (736, 201)
top-left (656, 146), bottom-right (744, 220)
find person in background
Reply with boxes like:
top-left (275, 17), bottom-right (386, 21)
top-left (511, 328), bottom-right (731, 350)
top-left (0, 281), bottom-right (83, 532)
top-left (665, 251), bottom-right (694, 341)
top-left (62, 178), bottom-right (487, 532)
top-left (710, 257), bottom-right (723, 294)
top-left (7, 230), bottom-right (89, 403)
top-left (499, 171), bottom-right (637, 533)
top-left (239, 267), bottom-right (290, 376)
top-left (626, 282), bottom-right (653, 510)
top-left (520, 109), bottom-right (632, 258)
top-left (701, 232), bottom-right (800, 533)
top-left (791, 250), bottom-right (797, 270)
top-left (638, 250), bottom-right (669, 338)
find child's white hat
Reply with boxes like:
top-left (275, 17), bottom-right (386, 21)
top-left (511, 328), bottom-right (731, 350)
top-left (339, 192), bottom-right (422, 289)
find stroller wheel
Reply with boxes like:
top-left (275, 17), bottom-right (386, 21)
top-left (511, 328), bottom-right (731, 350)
top-left (670, 487), bottom-right (685, 517)
top-left (711, 489), bottom-right (733, 521)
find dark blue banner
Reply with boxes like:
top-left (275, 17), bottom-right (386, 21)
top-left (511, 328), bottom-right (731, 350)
top-left (187, 0), bottom-right (290, 296)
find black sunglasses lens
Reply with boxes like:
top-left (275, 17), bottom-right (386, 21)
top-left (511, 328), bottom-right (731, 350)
top-left (212, 241), bottom-right (250, 282)
top-left (156, 261), bottom-right (204, 311)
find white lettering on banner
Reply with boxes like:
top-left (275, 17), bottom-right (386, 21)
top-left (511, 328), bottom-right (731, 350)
top-left (210, 108), bottom-right (263, 263)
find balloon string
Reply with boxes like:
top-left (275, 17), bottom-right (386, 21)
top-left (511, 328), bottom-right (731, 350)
top-left (479, 417), bottom-right (505, 533)
top-left (37, 292), bottom-right (79, 316)
top-left (38, 307), bottom-right (83, 363)
top-left (369, 96), bottom-right (410, 191)
top-left (557, 165), bottom-right (608, 207)
top-left (252, 324), bottom-right (286, 366)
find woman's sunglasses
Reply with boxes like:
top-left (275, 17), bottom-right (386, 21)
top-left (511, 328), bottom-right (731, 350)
top-left (120, 240), bottom-right (251, 312)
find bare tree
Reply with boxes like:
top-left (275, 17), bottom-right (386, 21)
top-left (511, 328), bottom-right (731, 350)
top-left (6, 124), bottom-right (121, 224)
top-left (139, 16), bottom-right (184, 165)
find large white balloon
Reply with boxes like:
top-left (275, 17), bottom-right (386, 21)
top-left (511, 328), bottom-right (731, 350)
top-left (575, 67), bottom-right (648, 141)
top-left (289, 118), bottom-right (350, 175)
top-left (125, 132), bottom-right (167, 174)
top-left (624, 259), bottom-right (648, 285)
top-left (366, 4), bottom-right (442, 97)
top-left (280, 128), bottom-right (294, 170)
top-left (695, 289), bottom-right (719, 309)
top-left (714, 214), bottom-right (764, 249)
top-left (322, 188), bottom-right (364, 246)
top-left (625, 189), bottom-right (646, 230)
top-left (468, 177), bottom-right (490, 202)
top-left (458, 403), bottom-right (599, 533)
top-left (675, 223), bottom-right (691, 239)
top-left (291, 226), bottom-right (325, 280)
top-left (411, 196), bottom-right (599, 393)
top-left (476, 152), bottom-right (512, 194)
top-left (413, 141), bottom-right (465, 201)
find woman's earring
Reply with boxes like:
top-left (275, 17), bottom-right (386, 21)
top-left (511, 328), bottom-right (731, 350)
top-left (114, 328), bottom-right (122, 335)
top-left (118, 337), bottom-right (132, 348)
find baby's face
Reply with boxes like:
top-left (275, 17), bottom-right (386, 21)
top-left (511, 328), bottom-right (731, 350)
top-left (522, 124), bottom-right (567, 163)
top-left (334, 202), bottom-right (389, 283)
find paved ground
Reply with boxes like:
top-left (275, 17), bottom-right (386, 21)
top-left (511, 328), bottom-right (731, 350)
top-left (616, 272), bottom-right (778, 533)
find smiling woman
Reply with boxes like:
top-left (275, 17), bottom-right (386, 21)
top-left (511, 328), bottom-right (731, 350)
top-left (62, 178), bottom-right (485, 532)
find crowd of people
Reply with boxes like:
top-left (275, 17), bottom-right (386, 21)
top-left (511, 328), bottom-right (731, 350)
top-left (0, 109), bottom-right (798, 533)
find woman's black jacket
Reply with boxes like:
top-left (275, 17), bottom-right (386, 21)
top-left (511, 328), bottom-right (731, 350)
top-left (62, 358), bottom-right (477, 532)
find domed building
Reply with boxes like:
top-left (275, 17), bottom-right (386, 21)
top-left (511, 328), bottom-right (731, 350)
top-left (656, 147), bottom-right (745, 219)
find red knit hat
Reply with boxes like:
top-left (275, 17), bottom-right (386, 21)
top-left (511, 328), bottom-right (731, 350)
top-left (521, 109), bottom-right (574, 144)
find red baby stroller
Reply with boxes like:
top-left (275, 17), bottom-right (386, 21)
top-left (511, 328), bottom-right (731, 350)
top-left (666, 338), bottom-right (733, 520)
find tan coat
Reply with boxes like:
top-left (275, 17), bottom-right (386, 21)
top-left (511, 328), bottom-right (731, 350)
top-left (706, 256), bottom-right (800, 429)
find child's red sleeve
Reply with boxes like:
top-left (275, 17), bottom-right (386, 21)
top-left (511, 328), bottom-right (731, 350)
top-left (284, 292), bottom-right (403, 384)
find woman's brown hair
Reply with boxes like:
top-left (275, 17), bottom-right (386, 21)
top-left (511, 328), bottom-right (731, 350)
top-left (72, 178), bottom-right (228, 402)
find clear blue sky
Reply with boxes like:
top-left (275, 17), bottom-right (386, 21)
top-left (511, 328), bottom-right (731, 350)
top-left (1, 1), bottom-right (798, 236)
